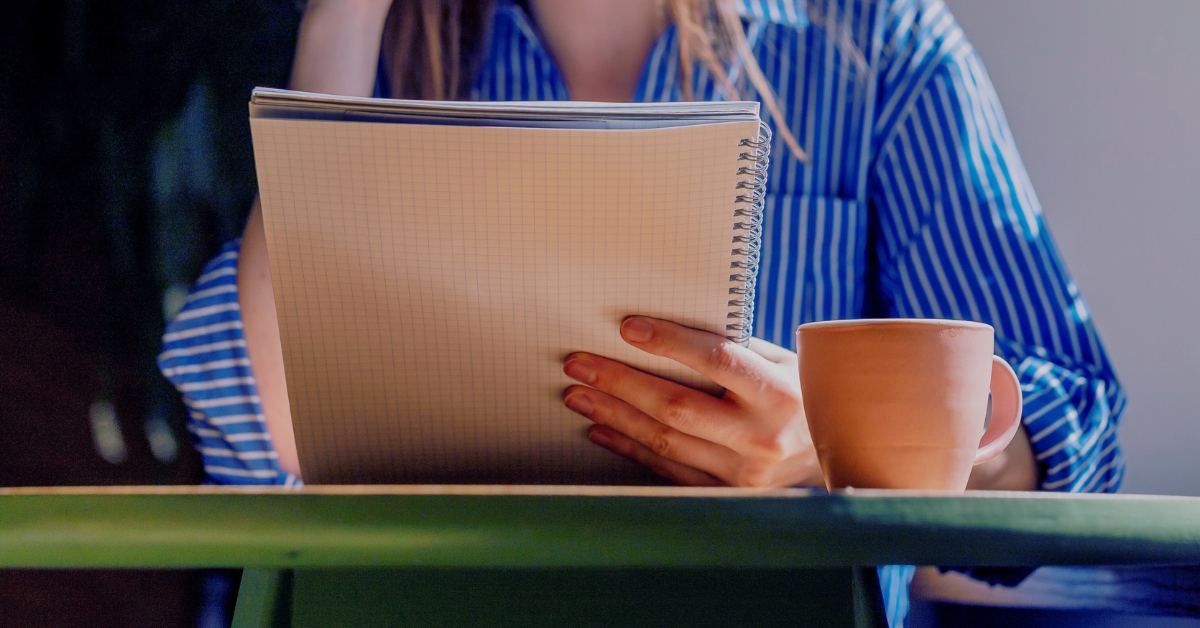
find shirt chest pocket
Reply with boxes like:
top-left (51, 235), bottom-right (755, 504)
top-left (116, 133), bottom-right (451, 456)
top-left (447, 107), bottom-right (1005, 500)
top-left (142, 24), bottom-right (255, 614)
top-left (753, 193), bottom-right (868, 348)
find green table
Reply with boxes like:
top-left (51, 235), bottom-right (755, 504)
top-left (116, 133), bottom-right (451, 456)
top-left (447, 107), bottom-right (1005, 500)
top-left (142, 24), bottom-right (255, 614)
top-left (3, 486), bottom-right (1199, 627)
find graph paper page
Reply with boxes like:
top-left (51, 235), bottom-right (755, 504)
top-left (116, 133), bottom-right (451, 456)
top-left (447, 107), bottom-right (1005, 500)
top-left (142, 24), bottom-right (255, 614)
top-left (250, 118), bottom-right (759, 483)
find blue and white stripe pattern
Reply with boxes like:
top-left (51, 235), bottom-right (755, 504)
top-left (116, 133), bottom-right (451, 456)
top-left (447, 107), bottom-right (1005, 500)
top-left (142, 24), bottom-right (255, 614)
top-left (159, 240), bottom-right (300, 487)
top-left (162, 0), bottom-right (1124, 625)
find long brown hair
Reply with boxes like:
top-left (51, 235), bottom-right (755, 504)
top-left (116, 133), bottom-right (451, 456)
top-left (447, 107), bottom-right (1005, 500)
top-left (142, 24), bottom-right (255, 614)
top-left (382, 0), bottom-right (807, 160)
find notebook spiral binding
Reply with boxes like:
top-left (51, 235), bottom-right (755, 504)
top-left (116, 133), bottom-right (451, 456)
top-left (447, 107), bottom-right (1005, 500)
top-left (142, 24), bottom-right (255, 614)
top-left (726, 120), bottom-right (772, 346)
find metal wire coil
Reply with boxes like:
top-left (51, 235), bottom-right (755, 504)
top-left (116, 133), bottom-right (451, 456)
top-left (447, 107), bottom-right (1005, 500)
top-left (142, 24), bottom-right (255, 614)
top-left (725, 121), bottom-right (772, 345)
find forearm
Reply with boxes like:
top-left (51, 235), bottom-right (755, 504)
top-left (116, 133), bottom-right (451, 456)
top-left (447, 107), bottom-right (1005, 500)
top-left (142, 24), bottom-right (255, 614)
top-left (239, 0), bottom-right (394, 478)
top-left (289, 0), bottom-right (393, 97)
top-left (238, 202), bottom-right (300, 477)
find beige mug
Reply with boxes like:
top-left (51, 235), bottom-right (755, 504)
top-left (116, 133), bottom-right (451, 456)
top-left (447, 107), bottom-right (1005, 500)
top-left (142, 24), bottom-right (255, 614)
top-left (797, 319), bottom-right (1022, 491)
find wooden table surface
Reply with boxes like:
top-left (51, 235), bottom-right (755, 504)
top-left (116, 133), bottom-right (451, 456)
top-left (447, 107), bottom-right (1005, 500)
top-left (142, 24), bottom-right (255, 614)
top-left (3, 486), bottom-right (1199, 569)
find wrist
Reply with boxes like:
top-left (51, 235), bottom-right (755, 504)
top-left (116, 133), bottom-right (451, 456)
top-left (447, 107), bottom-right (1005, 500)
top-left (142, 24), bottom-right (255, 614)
top-left (967, 425), bottom-right (1039, 491)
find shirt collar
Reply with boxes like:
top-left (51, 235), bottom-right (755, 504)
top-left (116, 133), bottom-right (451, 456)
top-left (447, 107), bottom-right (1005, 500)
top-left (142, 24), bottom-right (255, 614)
top-left (485, 0), bottom-right (808, 103)
top-left (499, 0), bottom-right (808, 29)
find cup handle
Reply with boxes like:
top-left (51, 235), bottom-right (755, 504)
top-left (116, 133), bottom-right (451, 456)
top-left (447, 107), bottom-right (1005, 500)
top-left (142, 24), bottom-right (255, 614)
top-left (974, 355), bottom-right (1023, 465)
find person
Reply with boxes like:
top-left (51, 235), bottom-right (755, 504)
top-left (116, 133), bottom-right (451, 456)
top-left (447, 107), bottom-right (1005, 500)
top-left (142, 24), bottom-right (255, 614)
top-left (158, 0), bottom-right (1126, 625)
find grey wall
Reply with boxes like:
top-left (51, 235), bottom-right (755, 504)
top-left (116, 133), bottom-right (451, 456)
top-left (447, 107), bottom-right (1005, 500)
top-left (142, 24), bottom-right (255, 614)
top-left (944, 0), bottom-right (1200, 495)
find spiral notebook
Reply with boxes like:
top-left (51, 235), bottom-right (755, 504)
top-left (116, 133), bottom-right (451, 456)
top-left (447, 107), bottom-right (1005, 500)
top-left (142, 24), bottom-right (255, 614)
top-left (249, 88), bottom-right (771, 484)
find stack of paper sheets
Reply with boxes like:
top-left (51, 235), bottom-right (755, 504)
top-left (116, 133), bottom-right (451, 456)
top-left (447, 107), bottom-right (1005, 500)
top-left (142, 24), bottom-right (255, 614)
top-left (250, 88), bottom-right (768, 484)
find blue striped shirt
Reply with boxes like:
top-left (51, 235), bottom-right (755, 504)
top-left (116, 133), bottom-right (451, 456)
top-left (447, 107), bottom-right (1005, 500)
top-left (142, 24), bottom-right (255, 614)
top-left (160, 1), bottom-right (1125, 625)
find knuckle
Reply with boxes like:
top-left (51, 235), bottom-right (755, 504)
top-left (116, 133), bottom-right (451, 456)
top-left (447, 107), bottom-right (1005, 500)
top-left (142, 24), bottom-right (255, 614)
top-left (586, 363), bottom-right (609, 389)
top-left (647, 427), bottom-right (676, 459)
top-left (747, 433), bottom-right (789, 463)
top-left (658, 393), bottom-right (694, 428)
top-left (587, 362), bottom-right (622, 395)
top-left (735, 464), bottom-right (773, 488)
top-left (707, 342), bottom-right (741, 376)
top-left (780, 394), bottom-right (803, 417)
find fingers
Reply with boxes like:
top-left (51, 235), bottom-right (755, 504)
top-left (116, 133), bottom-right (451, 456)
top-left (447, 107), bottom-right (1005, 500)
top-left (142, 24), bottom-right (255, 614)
top-left (747, 337), bottom-right (796, 365)
top-left (564, 384), bottom-right (739, 479)
top-left (560, 317), bottom-right (810, 487)
top-left (618, 316), bottom-right (792, 400)
top-left (564, 353), bottom-right (742, 447)
top-left (586, 425), bottom-right (725, 487)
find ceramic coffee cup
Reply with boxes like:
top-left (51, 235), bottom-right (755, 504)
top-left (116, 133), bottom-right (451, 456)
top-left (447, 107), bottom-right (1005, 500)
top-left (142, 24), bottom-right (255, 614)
top-left (797, 319), bottom-right (1022, 491)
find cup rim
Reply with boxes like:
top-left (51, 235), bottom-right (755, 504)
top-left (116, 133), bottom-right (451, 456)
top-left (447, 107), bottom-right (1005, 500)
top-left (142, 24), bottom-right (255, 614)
top-left (798, 318), bottom-right (994, 332)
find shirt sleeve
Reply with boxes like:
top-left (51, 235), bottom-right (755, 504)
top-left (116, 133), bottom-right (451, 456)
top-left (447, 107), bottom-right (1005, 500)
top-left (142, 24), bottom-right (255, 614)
top-left (158, 238), bottom-right (301, 486)
top-left (869, 0), bottom-right (1125, 493)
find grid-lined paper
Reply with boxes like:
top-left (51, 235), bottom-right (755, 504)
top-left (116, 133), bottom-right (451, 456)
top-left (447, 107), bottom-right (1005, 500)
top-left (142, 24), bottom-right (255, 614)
top-left (250, 117), bottom-right (760, 484)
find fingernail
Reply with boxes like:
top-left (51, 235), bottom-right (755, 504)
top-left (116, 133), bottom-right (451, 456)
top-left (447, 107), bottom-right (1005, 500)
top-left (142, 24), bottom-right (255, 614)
top-left (564, 392), bottom-right (594, 417)
top-left (587, 426), bottom-right (612, 446)
top-left (622, 317), bottom-right (653, 343)
top-left (563, 357), bottom-right (597, 384)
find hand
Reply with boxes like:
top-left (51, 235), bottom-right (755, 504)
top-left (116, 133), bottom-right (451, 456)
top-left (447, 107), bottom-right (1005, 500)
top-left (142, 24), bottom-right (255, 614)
top-left (562, 316), bottom-right (823, 488)
top-left (967, 423), bottom-right (1039, 491)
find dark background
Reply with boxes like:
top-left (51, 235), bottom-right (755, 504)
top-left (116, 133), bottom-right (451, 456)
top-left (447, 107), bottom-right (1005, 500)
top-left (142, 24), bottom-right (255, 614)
top-left (1, 1), bottom-right (301, 625)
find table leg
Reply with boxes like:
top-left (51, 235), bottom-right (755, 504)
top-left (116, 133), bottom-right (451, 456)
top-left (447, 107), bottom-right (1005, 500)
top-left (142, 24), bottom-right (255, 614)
top-left (232, 568), bottom-right (293, 628)
top-left (853, 566), bottom-right (890, 628)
